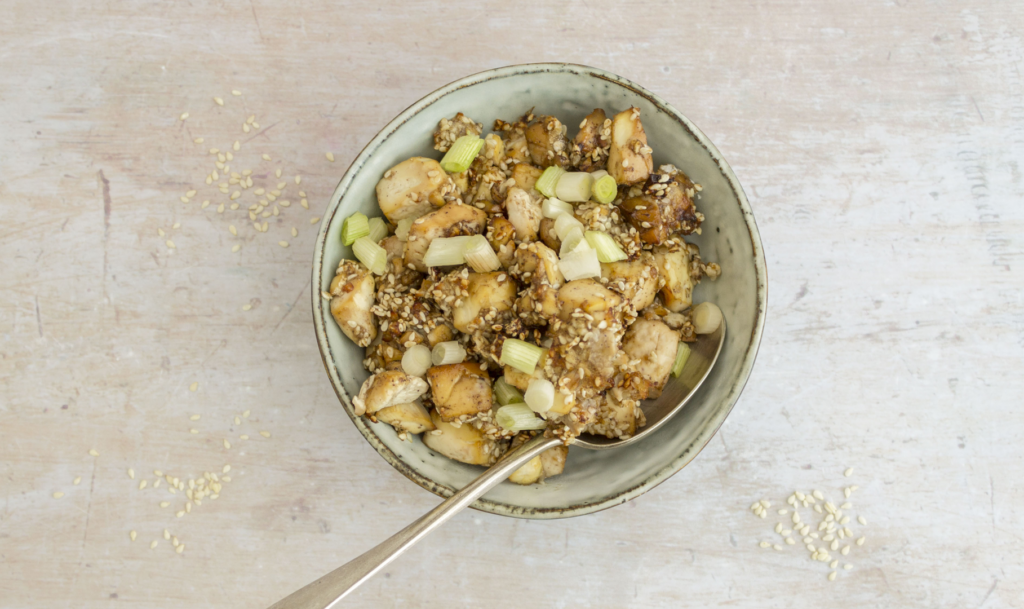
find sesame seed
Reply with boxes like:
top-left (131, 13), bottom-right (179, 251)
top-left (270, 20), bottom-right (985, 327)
top-left (812, 490), bottom-right (824, 500)
top-left (778, 509), bottom-right (788, 515)
top-left (180, 196), bottom-right (189, 203)
top-left (844, 468), bottom-right (854, 477)
top-left (242, 304), bottom-right (252, 311)
top-left (278, 241), bottom-right (288, 248)
top-left (223, 439), bottom-right (231, 449)
top-left (243, 123), bottom-right (250, 133)
top-left (180, 112), bottom-right (189, 120)
top-left (176, 544), bottom-right (184, 554)
top-left (229, 225), bottom-right (237, 236)
top-left (52, 492), bottom-right (64, 499)
top-left (295, 175), bottom-right (301, 185)
top-left (858, 515), bottom-right (867, 525)
top-left (243, 410), bottom-right (250, 417)
top-left (841, 502), bottom-right (852, 510)
top-left (758, 541), bottom-right (770, 548)
top-left (844, 488), bottom-right (852, 498)
top-left (130, 530), bottom-right (137, 541)
top-left (232, 244), bottom-right (241, 253)
top-left (160, 501), bottom-right (169, 507)
top-left (773, 544), bottom-right (782, 551)
top-left (150, 540), bottom-right (159, 549)
top-left (325, 152), bottom-right (335, 162)
top-left (841, 545), bottom-right (850, 555)
top-left (189, 429), bottom-right (199, 434)
top-left (163, 530), bottom-right (170, 540)
top-left (166, 240), bottom-right (176, 249)
top-left (233, 140), bottom-right (240, 151)
top-left (262, 154), bottom-right (271, 161)
top-left (240, 434), bottom-right (249, 440)
top-left (230, 191), bottom-right (241, 200)
top-left (89, 449), bottom-right (99, 457)
top-left (176, 510), bottom-right (185, 518)
top-left (73, 476), bottom-right (81, 485)
top-left (190, 382), bottom-right (198, 392)
top-left (291, 227), bottom-right (298, 237)
top-left (828, 571), bottom-right (836, 581)
top-left (232, 89), bottom-right (242, 96)
top-left (259, 431), bottom-right (270, 438)
top-left (194, 137), bottom-right (204, 144)
top-left (856, 536), bottom-right (865, 546)
top-left (214, 97), bottom-right (224, 106)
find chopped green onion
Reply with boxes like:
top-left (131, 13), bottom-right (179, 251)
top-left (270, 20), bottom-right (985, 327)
top-left (423, 235), bottom-right (473, 267)
top-left (395, 217), bottom-right (415, 241)
top-left (535, 166), bottom-right (566, 197)
top-left (341, 212), bottom-right (369, 246)
top-left (591, 175), bottom-right (618, 204)
top-left (495, 404), bottom-right (547, 431)
top-left (559, 227), bottom-right (589, 257)
top-left (553, 213), bottom-right (584, 241)
top-left (558, 247), bottom-right (601, 281)
top-left (584, 231), bottom-right (628, 263)
top-left (431, 341), bottom-right (467, 365)
top-left (494, 377), bottom-right (525, 405)
top-left (554, 172), bottom-right (594, 203)
top-left (366, 217), bottom-right (388, 243)
top-left (352, 236), bottom-right (387, 275)
top-left (524, 378), bottom-right (555, 414)
top-left (691, 302), bottom-right (723, 334)
top-left (463, 234), bottom-right (501, 272)
top-left (542, 197), bottom-right (574, 219)
top-left (670, 342), bottom-right (691, 377)
top-left (439, 135), bottom-right (484, 173)
top-left (500, 338), bottom-right (545, 375)
top-left (402, 344), bottom-right (432, 377)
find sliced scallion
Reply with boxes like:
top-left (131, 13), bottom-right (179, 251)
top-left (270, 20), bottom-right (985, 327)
top-left (554, 172), bottom-right (594, 203)
top-left (524, 378), bottom-right (555, 414)
top-left (591, 175), bottom-right (618, 204)
top-left (558, 247), bottom-right (601, 281)
top-left (402, 344), bottom-right (433, 377)
top-left (670, 342), bottom-right (691, 377)
top-left (439, 135), bottom-right (484, 173)
top-left (553, 213), bottom-right (584, 241)
top-left (341, 212), bottom-right (369, 246)
top-left (352, 236), bottom-right (387, 275)
top-left (542, 197), bottom-right (574, 219)
top-left (500, 338), bottom-right (545, 375)
top-left (463, 234), bottom-right (501, 273)
top-left (423, 235), bottom-right (473, 267)
top-left (366, 217), bottom-right (388, 243)
top-left (494, 376), bottom-right (525, 406)
top-left (584, 231), bottom-right (628, 263)
top-left (691, 302), bottom-right (723, 334)
top-left (535, 166), bottom-right (566, 198)
top-left (559, 227), bottom-right (589, 257)
top-left (395, 217), bottom-right (415, 241)
top-left (495, 404), bottom-right (547, 431)
top-left (431, 341), bottom-right (467, 366)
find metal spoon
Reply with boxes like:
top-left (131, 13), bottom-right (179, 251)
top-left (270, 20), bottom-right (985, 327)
top-left (269, 320), bottom-right (725, 609)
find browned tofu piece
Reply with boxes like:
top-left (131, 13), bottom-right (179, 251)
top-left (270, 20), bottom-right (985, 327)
top-left (376, 157), bottom-right (453, 223)
top-left (619, 170), bottom-right (701, 245)
top-left (525, 115), bottom-right (571, 168)
top-left (426, 362), bottom-right (493, 421)
top-left (423, 409), bottom-right (496, 466)
top-left (375, 401), bottom-right (436, 435)
top-left (487, 215), bottom-right (517, 269)
top-left (329, 260), bottom-right (377, 347)
top-left (572, 108), bottom-right (611, 171)
top-left (512, 163), bottom-right (543, 192)
top-left (607, 107), bottom-right (653, 185)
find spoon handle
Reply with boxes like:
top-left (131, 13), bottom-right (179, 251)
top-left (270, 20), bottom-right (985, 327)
top-left (267, 434), bottom-right (563, 609)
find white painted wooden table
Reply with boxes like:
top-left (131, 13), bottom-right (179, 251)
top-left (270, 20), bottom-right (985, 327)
top-left (2, 1), bottom-right (1021, 607)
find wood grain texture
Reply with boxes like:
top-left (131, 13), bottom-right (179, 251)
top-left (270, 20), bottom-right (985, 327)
top-left (1, 1), bottom-right (1022, 607)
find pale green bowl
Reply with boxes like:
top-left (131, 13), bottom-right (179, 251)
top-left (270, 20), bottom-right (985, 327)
top-left (312, 63), bottom-right (767, 519)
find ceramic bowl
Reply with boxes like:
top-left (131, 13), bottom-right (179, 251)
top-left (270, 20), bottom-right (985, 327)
top-left (312, 63), bottom-right (766, 519)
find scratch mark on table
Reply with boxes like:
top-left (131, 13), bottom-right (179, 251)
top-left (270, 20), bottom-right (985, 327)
top-left (249, 0), bottom-right (265, 42)
top-left (98, 169), bottom-right (112, 296)
top-left (34, 296), bottom-right (43, 337)
top-left (271, 277), bottom-right (312, 334)
top-left (978, 578), bottom-right (998, 607)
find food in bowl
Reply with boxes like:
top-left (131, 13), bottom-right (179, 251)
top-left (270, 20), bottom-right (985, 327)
top-left (328, 107), bottom-right (722, 485)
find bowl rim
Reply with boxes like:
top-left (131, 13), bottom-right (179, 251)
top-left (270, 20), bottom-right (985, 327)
top-left (311, 62), bottom-right (767, 519)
